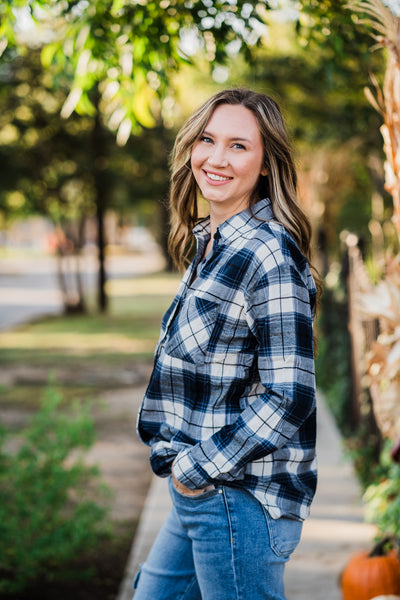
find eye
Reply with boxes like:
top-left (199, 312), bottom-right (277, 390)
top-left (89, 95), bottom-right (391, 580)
top-left (232, 142), bottom-right (246, 150)
top-left (199, 135), bottom-right (213, 144)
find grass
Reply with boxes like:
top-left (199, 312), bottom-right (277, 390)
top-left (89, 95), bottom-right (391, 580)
top-left (0, 273), bottom-right (180, 358)
top-left (0, 382), bottom-right (105, 412)
top-left (0, 270), bottom-right (181, 407)
top-left (0, 313), bottom-right (160, 355)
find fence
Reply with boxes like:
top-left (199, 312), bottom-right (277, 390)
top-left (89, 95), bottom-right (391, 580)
top-left (342, 233), bottom-right (381, 451)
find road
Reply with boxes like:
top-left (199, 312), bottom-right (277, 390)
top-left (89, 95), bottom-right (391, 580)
top-left (0, 251), bottom-right (165, 331)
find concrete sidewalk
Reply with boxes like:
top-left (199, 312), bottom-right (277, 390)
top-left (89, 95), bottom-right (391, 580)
top-left (117, 393), bottom-right (376, 600)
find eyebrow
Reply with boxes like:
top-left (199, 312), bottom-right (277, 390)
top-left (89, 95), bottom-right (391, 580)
top-left (202, 130), bottom-right (251, 143)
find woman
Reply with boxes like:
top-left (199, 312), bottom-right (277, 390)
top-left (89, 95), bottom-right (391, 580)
top-left (134, 88), bottom-right (321, 600)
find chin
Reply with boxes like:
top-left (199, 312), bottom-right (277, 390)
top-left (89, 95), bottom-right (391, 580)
top-left (202, 190), bottom-right (230, 203)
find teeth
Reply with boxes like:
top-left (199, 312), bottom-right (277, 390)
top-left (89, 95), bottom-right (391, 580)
top-left (206, 171), bottom-right (231, 181)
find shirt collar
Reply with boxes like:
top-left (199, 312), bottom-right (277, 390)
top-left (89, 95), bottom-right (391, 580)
top-left (192, 198), bottom-right (274, 245)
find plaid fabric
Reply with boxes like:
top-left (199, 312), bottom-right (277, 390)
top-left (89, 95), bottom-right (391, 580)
top-left (137, 198), bottom-right (317, 520)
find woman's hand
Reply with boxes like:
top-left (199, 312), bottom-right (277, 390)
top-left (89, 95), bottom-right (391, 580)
top-left (171, 461), bottom-right (215, 496)
top-left (171, 470), bottom-right (207, 496)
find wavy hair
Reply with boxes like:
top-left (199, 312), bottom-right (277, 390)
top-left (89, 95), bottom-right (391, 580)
top-left (168, 88), bottom-right (321, 303)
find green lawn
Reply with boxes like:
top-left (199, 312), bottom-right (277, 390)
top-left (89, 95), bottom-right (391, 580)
top-left (0, 271), bottom-right (181, 407)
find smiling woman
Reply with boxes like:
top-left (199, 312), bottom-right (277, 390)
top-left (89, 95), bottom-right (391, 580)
top-left (133, 88), bottom-right (322, 600)
top-left (190, 104), bottom-right (268, 247)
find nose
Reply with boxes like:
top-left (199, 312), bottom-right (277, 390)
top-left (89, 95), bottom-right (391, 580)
top-left (207, 144), bottom-right (228, 168)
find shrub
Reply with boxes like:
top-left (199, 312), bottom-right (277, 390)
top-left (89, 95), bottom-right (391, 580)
top-left (315, 285), bottom-right (352, 434)
top-left (0, 385), bottom-right (111, 594)
top-left (364, 443), bottom-right (400, 540)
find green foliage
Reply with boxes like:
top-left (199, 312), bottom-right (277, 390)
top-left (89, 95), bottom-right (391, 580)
top-left (0, 0), bottom-right (273, 232)
top-left (296, 0), bottom-right (376, 69)
top-left (316, 282), bottom-right (382, 489)
top-left (0, 47), bottom-right (172, 235)
top-left (3, 0), bottom-right (270, 140)
top-left (0, 385), bottom-right (111, 594)
top-left (364, 442), bottom-right (400, 539)
top-left (236, 13), bottom-right (384, 259)
top-left (346, 419), bottom-right (382, 489)
top-left (315, 285), bottom-right (353, 433)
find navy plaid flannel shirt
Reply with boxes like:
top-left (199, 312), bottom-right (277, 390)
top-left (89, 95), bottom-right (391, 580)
top-left (137, 198), bottom-right (317, 520)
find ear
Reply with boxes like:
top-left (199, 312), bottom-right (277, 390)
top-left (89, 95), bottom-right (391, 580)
top-left (260, 166), bottom-right (268, 176)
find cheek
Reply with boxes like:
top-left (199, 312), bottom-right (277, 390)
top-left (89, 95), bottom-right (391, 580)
top-left (191, 143), bottom-right (202, 164)
top-left (236, 157), bottom-right (261, 183)
top-left (190, 147), bottom-right (206, 181)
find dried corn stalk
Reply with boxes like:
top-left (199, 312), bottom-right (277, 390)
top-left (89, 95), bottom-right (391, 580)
top-left (349, 1), bottom-right (400, 441)
top-left (350, 0), bottom-right (400, 239)
top-left (357, 256), bottom-right (400, 440)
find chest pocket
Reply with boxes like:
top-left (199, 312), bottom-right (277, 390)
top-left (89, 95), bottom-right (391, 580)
top-left (164, 293), bottom-right (219, 363)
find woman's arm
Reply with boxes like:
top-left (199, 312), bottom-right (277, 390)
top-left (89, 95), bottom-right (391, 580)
top-left (172, 261), bottom-right (316, 490)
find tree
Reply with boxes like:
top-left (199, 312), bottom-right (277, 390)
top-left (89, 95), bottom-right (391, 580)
top-left (0, 48), bottom-right (98, 312)
top-left (0, 45), bottom-right (177, 310)
top-left (1, 0), bottom-right (271, 311)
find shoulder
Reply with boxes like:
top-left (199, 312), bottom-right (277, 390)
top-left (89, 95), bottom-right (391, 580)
top-left (240, 225), bottom-right (316, 318)
top-left (237, 220), bottom-right (308, 278)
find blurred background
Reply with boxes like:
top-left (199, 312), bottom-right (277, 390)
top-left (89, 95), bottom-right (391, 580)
top-left (1, 1), bottom-right (400, 598)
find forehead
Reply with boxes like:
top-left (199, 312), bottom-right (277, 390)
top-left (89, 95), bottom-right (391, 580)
top-left (205, 104), bottom-right (262, 140)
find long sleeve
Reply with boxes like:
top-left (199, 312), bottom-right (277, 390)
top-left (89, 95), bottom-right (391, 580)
top-left (172, 261), bottom-right (316, 490)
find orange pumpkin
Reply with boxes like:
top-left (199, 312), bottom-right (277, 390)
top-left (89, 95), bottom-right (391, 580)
top-left (370, 596), bottom-right (400, 599)
top-left (341, 539), bottom-right (400, 600)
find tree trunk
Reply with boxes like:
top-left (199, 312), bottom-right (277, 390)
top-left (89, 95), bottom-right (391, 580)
top-left (92, 98), bottom-right (108, 313)
top-left (74, 216), bottom-right (87, 313)
top-left (55, 223), bottom-right (86, 314)
top-left (157, 127), bottom-right (175, 272)
top-left (159, 197), bottom-right (174, 272)
top-left (96, 192), bottom-right (107, 312)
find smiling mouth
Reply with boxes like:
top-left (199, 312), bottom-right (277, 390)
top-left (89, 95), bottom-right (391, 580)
top-left (204, 170), bottom-right (233, 182)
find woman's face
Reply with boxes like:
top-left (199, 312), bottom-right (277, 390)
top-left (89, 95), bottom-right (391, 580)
top-left (190, 103), bottom-right (267, 215)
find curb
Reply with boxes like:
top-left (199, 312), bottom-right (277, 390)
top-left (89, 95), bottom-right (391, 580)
top-left (116, 475), bottom-right (171, 600)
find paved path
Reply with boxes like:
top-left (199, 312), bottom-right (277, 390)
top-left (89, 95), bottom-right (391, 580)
top-left (284, 396), bottom-right (375, 599)
top-left (117, 393), bottom-right (376, 600)
top-left (84, 385), bottom-right (153, 524)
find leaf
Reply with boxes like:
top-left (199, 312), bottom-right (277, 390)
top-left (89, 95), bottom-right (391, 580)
top-left (111, 0), bottom-right (126, 16)
top-left (75, 24), bottom-right (90, 51)
top-left (108, 106), bottom-right (125, 130)
top-left (116, 117), bottom-right (132, 146)
top-left (75, 91), bottom-right (97, 117)
top-left (132, 84), bottom-right (156, 129)
top-left (386, 339), bottom-right (400, 378)
top-left (357, 282), bottom-right (396, 320)
top-left (76, 49), bottom-right (92, 77)
top-left (40, 43), bottom-right (60, 69)
top-left (60, 87), bottom-right (83, 119)
top-left (364, 85), bottom-right (384, 114)
top-left (0, 37), bottom-right (8, 58)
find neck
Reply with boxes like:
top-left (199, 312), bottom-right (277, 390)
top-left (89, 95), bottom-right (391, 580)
top-left (208, 198), bottom-right (250, 239)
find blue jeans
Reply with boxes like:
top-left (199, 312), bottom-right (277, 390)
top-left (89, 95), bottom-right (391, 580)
top-left (133, 477), bottom-right (303, 600)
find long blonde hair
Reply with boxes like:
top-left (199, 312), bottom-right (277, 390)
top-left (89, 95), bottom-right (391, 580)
top-left (168, 88), bottom-right (321, 302)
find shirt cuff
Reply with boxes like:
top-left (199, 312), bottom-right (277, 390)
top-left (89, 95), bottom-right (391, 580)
top-left (172, 448), bottom-right (213, 489)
